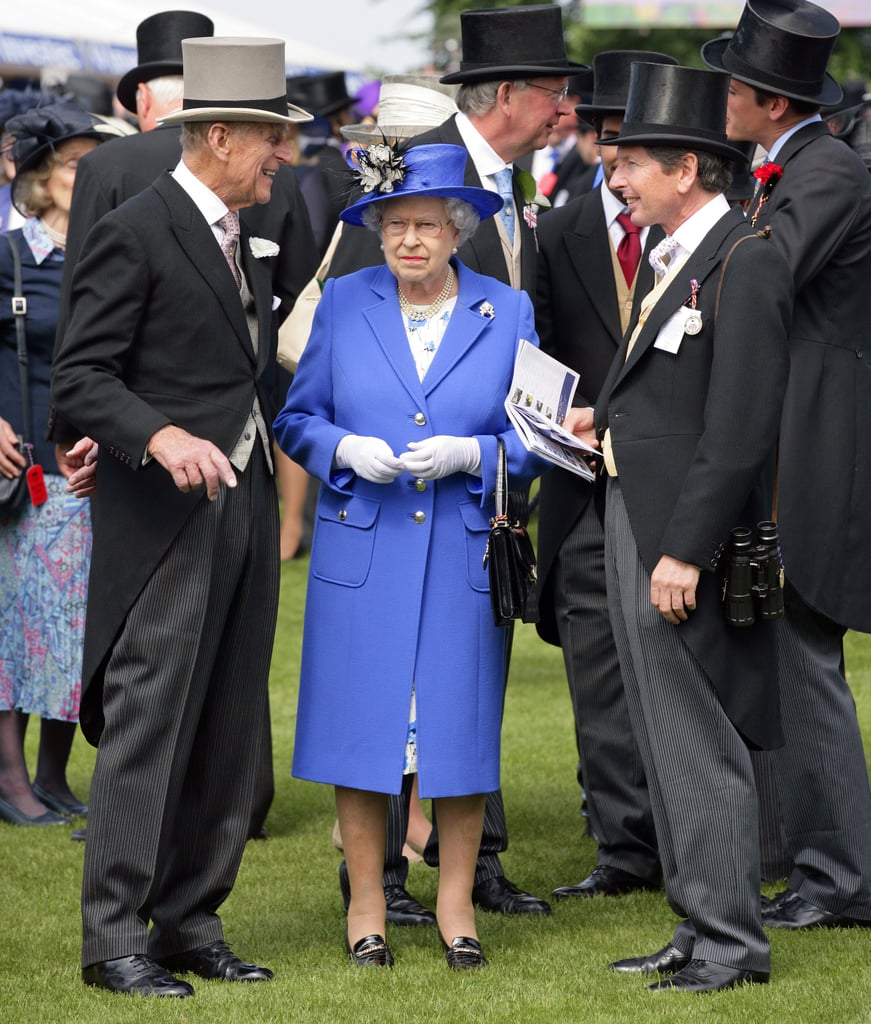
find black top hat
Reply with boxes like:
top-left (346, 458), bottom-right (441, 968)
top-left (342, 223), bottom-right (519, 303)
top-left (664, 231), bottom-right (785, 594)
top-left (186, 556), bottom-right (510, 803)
top-left (576, 50), bottom-right (678, 120)
top-left (598, 63), bottom-right (747, 162)
top-left (286, 72), bottom-right (355, 118)
top-left (116, 10), bottom-right (215, 114)
top-left (701, 0), bottom-right (841, 107)
top-left (440, 5), bottom-right (588, 85)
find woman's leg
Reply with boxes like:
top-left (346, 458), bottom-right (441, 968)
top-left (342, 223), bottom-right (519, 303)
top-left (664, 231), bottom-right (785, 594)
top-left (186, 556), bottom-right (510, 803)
top-left (406, 773), bottom-right (432, 855)
top-left (335, 785), bottom-right (389, 946)
top-left (34, 718), bottom-right (85, 805)
top-left (433, 793), bottom-right (487, 942)
top-left (0, 710), bottom-right (48, 816)
top-left (275, 447), bottom-right (308, 562)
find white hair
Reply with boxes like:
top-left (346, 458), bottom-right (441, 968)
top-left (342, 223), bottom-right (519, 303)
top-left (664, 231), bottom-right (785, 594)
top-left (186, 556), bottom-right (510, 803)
top-left (361, 196), bottom-right (481, 246)
top-left (137, 75), bottom-right (184, 108)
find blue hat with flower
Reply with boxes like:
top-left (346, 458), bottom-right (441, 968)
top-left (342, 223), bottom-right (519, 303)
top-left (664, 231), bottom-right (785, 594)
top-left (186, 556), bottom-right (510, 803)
top-left (339, 143), bottom-right (504, 226)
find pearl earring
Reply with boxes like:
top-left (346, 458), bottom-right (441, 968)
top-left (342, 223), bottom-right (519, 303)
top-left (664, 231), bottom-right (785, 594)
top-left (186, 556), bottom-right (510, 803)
top-left (452, 247), bottom-right (458, 254)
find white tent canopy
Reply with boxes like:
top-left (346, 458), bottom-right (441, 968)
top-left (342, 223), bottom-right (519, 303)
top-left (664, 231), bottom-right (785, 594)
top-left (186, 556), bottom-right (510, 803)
top-left (0, 1), bottom-right (363, 79)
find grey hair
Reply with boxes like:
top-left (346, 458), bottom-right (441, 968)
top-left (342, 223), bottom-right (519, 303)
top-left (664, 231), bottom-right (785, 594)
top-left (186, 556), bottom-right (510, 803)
top-left (647, 146), bottom-right (733, 195)
top-left (136, 75), bottom-right (184, 108)
top-left (456, 81), bottom-right (501, 117)
top-left (361, 196), bottom-right (481, 246)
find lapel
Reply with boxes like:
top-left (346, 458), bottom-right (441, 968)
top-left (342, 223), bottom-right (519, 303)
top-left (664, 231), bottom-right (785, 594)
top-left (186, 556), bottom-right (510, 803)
top-left (238, 223), bottom-right (275, 377)
top-left (748, 121), bottom-right (829, 222)
top-left (563, 194), bottom-right (622, 343)
top-left (616, 207), bottom-right (745, 384)
top-left (153, 172), bottom-right (258, 366)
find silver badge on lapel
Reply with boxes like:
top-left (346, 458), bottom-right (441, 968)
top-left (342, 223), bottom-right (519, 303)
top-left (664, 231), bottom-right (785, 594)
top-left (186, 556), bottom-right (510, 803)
top-left (684, 311), bottom-right (703, 336)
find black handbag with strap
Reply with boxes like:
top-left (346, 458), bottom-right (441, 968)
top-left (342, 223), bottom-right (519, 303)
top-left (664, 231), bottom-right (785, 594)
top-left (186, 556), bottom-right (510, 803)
top-left (483, 439), bottom-right (538, 627)
top-left (0, 234), bottom-right (32, 518)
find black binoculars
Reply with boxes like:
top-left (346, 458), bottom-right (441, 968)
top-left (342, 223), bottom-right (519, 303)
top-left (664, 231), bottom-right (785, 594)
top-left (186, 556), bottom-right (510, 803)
top-left (723, 521), bottom-right (785, 627)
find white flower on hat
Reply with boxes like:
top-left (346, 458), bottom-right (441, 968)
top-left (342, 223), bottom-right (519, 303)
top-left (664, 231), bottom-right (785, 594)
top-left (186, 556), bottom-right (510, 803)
top-left (249, 237), bottom-right (280, 258)
top-left (354, 142), bottom-right (408, 194)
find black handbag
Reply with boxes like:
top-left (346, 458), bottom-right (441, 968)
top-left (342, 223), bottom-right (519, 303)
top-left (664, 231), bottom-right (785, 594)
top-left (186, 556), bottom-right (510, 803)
top-left (0, 235), bottom-right (32, 518)
top-left (483, 439), bottom-right (538, 627)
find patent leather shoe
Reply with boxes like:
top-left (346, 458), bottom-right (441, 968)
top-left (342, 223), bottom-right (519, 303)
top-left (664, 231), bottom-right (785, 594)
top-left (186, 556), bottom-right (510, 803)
top-left (762, 891), bottom-right (871, 930)
top-left (553, 864), bottom-right (660, 899)
top-left (339, 861), bottom-right (436, 926)
top-left (472, 875), bottom-right (551, 915)
top-left (82, 954), bottom-right (194, 997)
top-left (346, 933), bottom-right (394, 967)
top-left (159, 940), bottom-right (272, 981)
top-left (443, 936), bottom-right (488, 970)
top-left (609, 943), bottom-right (690, 975)
top-left (649, 959), bottom-right (769, 993)
top-left (31, 782), bottom-right (88, 817)
top-left (0, 794), bottom-right (67, 827)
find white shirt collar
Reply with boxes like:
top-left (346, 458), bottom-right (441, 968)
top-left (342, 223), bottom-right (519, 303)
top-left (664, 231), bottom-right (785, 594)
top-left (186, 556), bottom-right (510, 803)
top-left (600, 178), bottom-right (628, 227)
top-left (671, 193), bottom-right (731, 261)
top-left (454, 111), bottom-right (511, 182)
top-left (766, 114), bottom-right (822, 164)
top-left (171, 158), bottom-right (230, 230)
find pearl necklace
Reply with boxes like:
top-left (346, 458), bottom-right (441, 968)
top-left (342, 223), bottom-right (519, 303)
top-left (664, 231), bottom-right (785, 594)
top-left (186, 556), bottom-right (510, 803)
top-left (41, 221), bottom-right (67, 250)
top-left (398, 266), bottom-right (454, 322)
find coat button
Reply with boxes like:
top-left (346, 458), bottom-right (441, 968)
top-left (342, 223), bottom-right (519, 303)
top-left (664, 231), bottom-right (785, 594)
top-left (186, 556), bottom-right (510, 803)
top-left (338, 509), bottom-right (348, 521)
top-left (413, 412), bottom-right (427, 426)
top-left (413, 510), bottom-right (426, 524)
top-left (415, 478), bottom-right (427, 492)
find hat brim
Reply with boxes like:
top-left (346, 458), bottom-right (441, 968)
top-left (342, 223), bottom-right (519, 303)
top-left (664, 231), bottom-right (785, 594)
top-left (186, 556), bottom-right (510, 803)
top-left (158, 103), bottom-right (313, 126)
top-left (440, 61), bottom-right (589, 85)
top-left (11, 123), bottom-right (118, 211)
top-left (701, 36), bottom-right (842, 107)
top-left (116, 60), bottom-right (183, 114)
top-left (574, 103), bottom-right (625, 120)
top-left (341, 123), bottom-right (438, 144)
top-left (340, 185), bottom-right (503, 227)
top-left (598, 130), bottom-right (748, 163)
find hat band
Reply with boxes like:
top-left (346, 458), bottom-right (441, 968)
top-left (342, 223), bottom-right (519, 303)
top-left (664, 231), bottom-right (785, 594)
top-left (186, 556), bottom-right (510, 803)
top-left (722, 47), bottom-right (825, 93)
top-left (620, 120), bottom-right (728, 145)
top-left (457, 58), bottom-right (570, 73)
top-left (182, 94), bottom-right (290, 116)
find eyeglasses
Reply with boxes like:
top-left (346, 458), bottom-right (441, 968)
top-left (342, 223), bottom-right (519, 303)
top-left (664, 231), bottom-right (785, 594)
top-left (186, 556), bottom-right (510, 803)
top-left (523, 81), bottom-right (570, 104)
top-left (381, 218), bottom-right (447, 238)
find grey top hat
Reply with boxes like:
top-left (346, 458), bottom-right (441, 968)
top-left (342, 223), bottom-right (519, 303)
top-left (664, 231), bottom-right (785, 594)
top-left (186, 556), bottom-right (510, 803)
top-left (440, 5), bottom-right (588, 85)
top-left (158, 38), bottom-right (312, 126)
top-left (701, 0), bottom-right (842, 107)
top-left (341, 75), bottom-right (459, 145)
top-left (597, 62), bottom-right (747, 162)
top-left (116, 11), bottom-right (215, 114)
top-left (576, 51), bottom-right (678, 120)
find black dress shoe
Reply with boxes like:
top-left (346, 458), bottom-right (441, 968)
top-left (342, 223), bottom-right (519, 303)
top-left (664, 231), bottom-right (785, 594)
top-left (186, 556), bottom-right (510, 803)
top-left (339, 861), bottom-right (436, 926)
top-left (346, 933), bottom-right (394, 967)
top-left (762, 891), bottom-right (871, 930)
top-left (71, 828), bottom-right (87, 842)
top-left (609, 943), bottom-right (690, 975)
top-left (31, 782), bottom-right (88, 817)
top-left (472, 875), bottom-right (551, 915)
top-left (443, 936), bottom-right (488, 970)
top-left (82, 954), bottom-right (194, 997)
top-left (553, 864), bottom-right (660, 899)
top-left (649, 959), bottom-right (769, 993)
top-left (159, 940), bottom-right (273, 981)
top-left (0, 794), bottom-right (67, 827)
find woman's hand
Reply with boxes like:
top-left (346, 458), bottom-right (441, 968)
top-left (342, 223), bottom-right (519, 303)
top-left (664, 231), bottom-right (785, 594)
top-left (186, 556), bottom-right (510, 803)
top-left (335, 435), bottom-right (404, 484)
top-left (399, 437), bottom-right (481, 480)
top-left (0, 416), bottom-right (26, 479)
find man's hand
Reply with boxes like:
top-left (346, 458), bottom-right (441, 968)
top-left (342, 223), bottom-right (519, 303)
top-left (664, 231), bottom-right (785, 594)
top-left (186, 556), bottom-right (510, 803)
top-left (562, 407), bottom-right (599, 450)
top-left (147, 424), bottom-right (236, 500)
top-left (650, 555), bottom-right (701, 625)
top-left (57, 438), bottom-right (99, 498)
top-left (0, 416), bottom-right (26, 479)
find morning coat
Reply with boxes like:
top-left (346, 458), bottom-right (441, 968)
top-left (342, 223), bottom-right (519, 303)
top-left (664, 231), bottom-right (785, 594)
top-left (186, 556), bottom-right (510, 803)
top-left (273, 259), bottom-right (543, 797)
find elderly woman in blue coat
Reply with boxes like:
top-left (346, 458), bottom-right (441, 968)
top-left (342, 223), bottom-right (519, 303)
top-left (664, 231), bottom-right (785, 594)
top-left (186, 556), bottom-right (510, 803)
top-left (274, 143), bottom-right (542, 970)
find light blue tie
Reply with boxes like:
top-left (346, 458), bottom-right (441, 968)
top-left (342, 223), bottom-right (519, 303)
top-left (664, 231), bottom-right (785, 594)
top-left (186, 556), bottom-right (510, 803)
top-left (492, 167), bottom-right (516, 242)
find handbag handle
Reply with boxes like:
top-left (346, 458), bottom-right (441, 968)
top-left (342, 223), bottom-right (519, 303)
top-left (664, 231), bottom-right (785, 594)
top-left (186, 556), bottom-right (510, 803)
top-left (5, 234), bottom-right (32, 446)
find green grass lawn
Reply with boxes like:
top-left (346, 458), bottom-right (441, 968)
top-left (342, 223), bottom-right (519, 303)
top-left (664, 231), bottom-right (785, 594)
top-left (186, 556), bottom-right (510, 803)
top-left (4, 552), bottom-right (870, 1023)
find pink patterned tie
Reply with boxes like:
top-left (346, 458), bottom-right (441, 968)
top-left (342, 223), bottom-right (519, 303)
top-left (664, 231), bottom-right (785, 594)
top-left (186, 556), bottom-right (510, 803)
top-left (217, 211), bottom-right (241, 288)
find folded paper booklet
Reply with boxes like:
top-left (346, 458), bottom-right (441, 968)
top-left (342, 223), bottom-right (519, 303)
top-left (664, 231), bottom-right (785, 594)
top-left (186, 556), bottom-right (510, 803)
top-left (505, 339), bottom-right (597, 482)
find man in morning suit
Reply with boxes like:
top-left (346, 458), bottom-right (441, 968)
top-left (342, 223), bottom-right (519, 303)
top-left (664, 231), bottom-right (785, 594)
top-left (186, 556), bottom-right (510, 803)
top-left (328, 3), bottom-right (588, 923)
top-left (536, 50), bottom-right (679, 902)
top-left (51, 38), bottom-right (313, 997)
top-left (703, 0), bottom-right (871, 931)
top-left (577, 60), bottom-right (793, 992)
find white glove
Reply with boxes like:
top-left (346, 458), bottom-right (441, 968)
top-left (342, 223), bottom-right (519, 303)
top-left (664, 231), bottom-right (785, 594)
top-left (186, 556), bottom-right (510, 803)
top-left (335, 434), bottom-right (404, 484)
top-left (398, 436), bottom-right (482, 480)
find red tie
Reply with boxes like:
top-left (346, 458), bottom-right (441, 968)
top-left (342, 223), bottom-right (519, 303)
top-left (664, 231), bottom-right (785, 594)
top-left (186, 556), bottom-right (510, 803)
top-left (616, 211), bottom-right (641, 286)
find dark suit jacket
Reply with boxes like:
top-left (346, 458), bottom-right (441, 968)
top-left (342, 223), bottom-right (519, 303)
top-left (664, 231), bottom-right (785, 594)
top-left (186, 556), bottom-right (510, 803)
top-left (328, 115), bottom-right (539, 296)
top-left (534, 189), bottom-right (662, 645)
top-left (595, 206), bottom-right (793, 749)
top-left (752, 122), bottom-right (871, 631)
top-left (51, 173), bottom-right (276, 735)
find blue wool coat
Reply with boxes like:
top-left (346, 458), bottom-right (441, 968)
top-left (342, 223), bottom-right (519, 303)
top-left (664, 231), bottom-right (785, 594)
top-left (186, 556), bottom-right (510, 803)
top-left (274, 259), bottom-right (543, 798)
